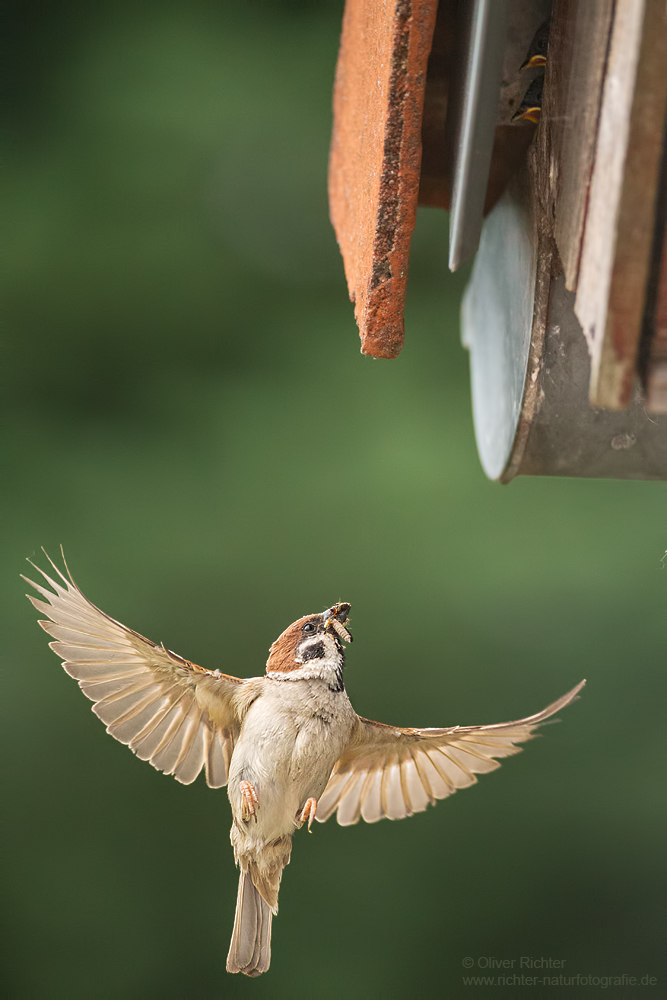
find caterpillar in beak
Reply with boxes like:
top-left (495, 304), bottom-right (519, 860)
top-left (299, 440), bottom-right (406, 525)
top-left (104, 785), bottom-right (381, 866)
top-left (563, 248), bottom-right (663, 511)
top-left (330, 617), bottom-right (353, 643)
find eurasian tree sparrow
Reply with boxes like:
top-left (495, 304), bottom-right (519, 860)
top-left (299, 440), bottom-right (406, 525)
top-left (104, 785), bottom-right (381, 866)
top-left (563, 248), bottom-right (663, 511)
top-left (25, 552), bottom-right (585, 977)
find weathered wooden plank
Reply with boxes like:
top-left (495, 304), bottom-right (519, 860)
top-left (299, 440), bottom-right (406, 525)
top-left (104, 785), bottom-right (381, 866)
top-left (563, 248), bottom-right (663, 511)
top-left (645, 214), bottom-right (667, 411)
top-left (519, 275), bottom-right (667, 479)
top-left (547, 0), bottom-right (614, 291)
top-left (575, 0), bottom-right (667, 409)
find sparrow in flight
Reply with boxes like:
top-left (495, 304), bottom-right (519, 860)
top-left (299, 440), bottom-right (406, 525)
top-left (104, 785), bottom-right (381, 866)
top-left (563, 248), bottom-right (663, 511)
top-left (25, 552), bottom-right (585, 977)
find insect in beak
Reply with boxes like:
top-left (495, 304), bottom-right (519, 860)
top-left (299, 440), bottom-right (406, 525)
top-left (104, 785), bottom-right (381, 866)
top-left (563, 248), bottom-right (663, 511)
top-left (324, 603), bottom-right (353, 643)
top-left (330, 617), bottom-right (353, 643)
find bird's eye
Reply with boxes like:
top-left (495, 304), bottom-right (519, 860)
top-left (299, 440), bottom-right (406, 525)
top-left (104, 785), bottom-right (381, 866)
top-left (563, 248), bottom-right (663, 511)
top-left (303, 622), bottom-right (316, 634)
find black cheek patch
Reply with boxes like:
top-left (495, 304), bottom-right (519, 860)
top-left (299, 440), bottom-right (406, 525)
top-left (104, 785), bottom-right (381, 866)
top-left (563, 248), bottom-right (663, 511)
top-left (301, 640), bottom-right (325, 661)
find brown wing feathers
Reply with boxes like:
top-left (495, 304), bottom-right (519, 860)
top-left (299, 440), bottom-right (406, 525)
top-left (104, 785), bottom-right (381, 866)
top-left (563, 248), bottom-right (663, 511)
top-left (317, 680), bottom-right (585, 826)
top-left (23, 551), bottom-right (243, 788)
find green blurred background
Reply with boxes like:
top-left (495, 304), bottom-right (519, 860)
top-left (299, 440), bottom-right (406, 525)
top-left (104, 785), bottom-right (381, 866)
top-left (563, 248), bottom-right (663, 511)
top-left (3, 2), bottom-right (666, 998)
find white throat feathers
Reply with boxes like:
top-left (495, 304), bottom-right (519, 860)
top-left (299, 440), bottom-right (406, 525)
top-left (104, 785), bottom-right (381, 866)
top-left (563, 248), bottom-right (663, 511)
top-left (267, 633), bottom-right (345, 691)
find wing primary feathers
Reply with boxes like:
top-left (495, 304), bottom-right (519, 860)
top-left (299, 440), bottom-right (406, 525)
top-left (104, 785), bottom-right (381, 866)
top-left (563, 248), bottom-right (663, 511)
top-left (318, 681), bottom-right (585, 826)
top-left (409, 747), bottom-right (436, 807)
top-left (24, 550), bottom-right (248, 789)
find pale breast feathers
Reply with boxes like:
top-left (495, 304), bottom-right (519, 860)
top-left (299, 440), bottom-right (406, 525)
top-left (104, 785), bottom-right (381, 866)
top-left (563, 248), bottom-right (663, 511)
top-left (23, 551), bottom-right (260, 787)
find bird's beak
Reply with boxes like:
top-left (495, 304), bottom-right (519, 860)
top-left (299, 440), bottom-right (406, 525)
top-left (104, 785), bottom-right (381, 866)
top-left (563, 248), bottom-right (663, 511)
top-left (520, 53), bottom-right (547, 71)
top-left (511, 106), bottom-right (541, 124)
top-left (323, 603), bottom-right (353, 643)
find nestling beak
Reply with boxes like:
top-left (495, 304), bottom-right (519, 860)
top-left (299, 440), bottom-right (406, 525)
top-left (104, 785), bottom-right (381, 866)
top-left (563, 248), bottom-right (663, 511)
top-left (511, 105), bottom-right (541, 124)
top-left (519, 53), bottom-right (547, 71)
top-left (323, 602), bottom-right (353, 643)
top-left (512, 77), bottom-right (544, 125)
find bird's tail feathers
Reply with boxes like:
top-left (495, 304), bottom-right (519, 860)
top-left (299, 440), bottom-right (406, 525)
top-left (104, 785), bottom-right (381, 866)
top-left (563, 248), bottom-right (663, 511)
top-left (227, 834), bottom-right (292, 976)
top-left (226, 869), bottom-right (273, 977)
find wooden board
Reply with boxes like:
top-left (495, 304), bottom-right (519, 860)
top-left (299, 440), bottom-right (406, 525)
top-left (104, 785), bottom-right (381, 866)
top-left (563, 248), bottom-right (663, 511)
top-left (462, 0), bottom-right (667, 481)
top-left (547, 0), bottom-right (614, 291)
top-left (644, 215), bottom-right (667, 411)
top-left (574, 0), bottom-right (667, 408)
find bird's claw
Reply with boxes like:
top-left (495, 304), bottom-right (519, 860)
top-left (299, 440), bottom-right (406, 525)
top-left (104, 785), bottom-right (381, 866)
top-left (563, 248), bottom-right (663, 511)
top-left (298, 797), bottom-right (317, 832)
top-left (240, 780), bottom-right (259, 823)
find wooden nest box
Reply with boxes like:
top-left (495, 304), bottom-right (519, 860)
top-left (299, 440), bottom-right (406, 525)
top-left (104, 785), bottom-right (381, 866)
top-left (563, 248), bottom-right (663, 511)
top-left (329, 0), bottom-right (667, 481)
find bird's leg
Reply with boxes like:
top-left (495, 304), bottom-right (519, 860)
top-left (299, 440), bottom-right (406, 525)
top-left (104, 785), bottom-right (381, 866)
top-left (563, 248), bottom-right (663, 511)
top-left (298, 797), bottom-right (317, 832)
top-left (239, 780), bottom-right (259, 823)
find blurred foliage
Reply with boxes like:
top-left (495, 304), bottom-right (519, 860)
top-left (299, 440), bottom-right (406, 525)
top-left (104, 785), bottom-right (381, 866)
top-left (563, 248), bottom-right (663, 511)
top-left (3, 2), bottom-right (666, 998)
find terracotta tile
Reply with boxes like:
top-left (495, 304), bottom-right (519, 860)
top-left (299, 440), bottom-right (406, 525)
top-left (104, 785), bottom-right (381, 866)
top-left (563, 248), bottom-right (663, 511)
top-left (329, 0), bottom-right (438, 358)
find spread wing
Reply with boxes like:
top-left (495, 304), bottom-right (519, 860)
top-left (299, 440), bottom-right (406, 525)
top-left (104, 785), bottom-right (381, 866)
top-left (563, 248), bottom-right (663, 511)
top-left (23, 551), bottom-right (251, 788)
top-left (317, 681), bottom-right (585, 826)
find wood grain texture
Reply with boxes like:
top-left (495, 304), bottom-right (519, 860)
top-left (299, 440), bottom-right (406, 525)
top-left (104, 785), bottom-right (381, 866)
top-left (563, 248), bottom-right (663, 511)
top-left (547, 0), bottom-right (614, 291)
top-left (328, 0), bottom-right (438, 358)
top-left (575, 0), bottom-right (667, 409)
top-left (645, 215), bottom-right (667, 411)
